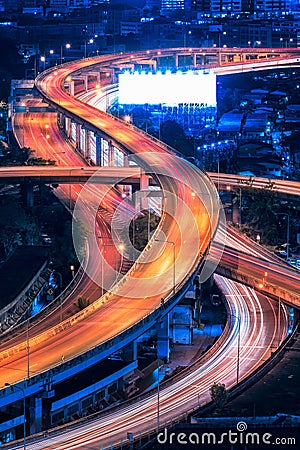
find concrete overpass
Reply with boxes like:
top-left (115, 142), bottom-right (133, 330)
top-left (0, 166), bottom-right (153, 186)
top-left (1, 48), bottom-right (299, 447)
top-left (1, 166), bottom-right (299, 199)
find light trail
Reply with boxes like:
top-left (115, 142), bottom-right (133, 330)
top-left (5, 276), bottom-right (287, 449)
top-left (1, 48), bottom-right (298, 448)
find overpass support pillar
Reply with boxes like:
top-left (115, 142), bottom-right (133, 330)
top-left (157, 314), bottom-right (170, 362)
top-left (108, 140), bottom-right (114, 166)
top-left (122, 155), bottom-right (131, 196)
top-left (150, 60), bottom-right (157, 71)
top-left (95, 134), bottom-right (102, 166)
top-left (140, 172), bottom-right (149, 190)
top-left (108, 68), bottom-right (117, 84)
top-left (139, 172), bottom-right (150, 210)
top-left (57, 112), bottom-right (64, 129)
top-left (83, 75), bottom-right (88, 91)
top-left (66, 117), bottom-right (72, 139)
top-left (194, 277), bottom-right (202, 327)
top-left (30, 397), bottom-right (43, 434)
top-left (21, 183), bottom-right (34, 207)
top-left (66, 81), bottom-right (74, 96)
top-left (123, 341), bottom-right (138, 362)
top-left (123, 154), bottom-right (129, 167)
top-left (232, 201), bottom-right (241, 225)
top-left (193, 53), bottom-right (197, 67)
top-left (75, 123), bottom-right (81, 151)
top-left (85, 129), bottom-right (91, 160)
top-left (89, 70), bottom-right (101, 83)
top-left (175, 54), bottom-right (179, 67)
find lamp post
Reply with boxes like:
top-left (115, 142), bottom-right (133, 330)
top-left (98, 236), bottom-right (125, 289)
top-left (26, 315), bottom-right (30, 380)
top-left (84, 38), bottom-right (94, 58)
top-left (98, 235), bottom-right (110, 295)
top-left (68, 168), bottom-right (77, 210)
top-left (51, 151), bottom-right (66, 165)
top-left (117, 243), bottom-right (125, 280)
top-left (155, 239), bottom-right (176, 296)
top-left (275, 212), bottom-right (290, 260)
top-left (277, 296), bottom-right (282, 348)
top-left (230, 312), bottom-right (241, 384)
top-left (70, 264), bottom-right (75, 278)
top-left (60, 43), bottom-right (70, 64)
top-left (40, 55), bottom-right (46, 71)
top-left (4, 383), bottom-right (26, 449)
top-left (157, 354), bottom-right (161, 433)
top-left (53, 270), bottom-right (63, 322)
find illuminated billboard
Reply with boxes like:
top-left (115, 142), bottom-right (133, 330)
top-left (118, 70), bottom-right (217, 107)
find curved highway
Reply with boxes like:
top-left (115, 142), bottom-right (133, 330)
top-left (0, 53), bottom-right (221, 387)
top-left (1, 48), bottom-right (299, 448)
top-left (6, 276), bottom-right (287, 449)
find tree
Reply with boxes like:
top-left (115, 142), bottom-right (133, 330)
top-left (242, 182), bottom-right (279, 244)
top-left (28, 157), bottom-right (56, 166)
top-left (129, 210), bottom-right (160, 252)
top-left (160, 120), bottom-right (193, 156)
top-left (210, 382), bottom-right (228, 412)
top-left (0, 197), bottom-right (39, 257)
top-left (75, 296), bottom-right (89, 311)
top-left (0, 146), bottom-right (32, 166)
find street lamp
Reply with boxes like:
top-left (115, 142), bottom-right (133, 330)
top-left (40, 55), bottom-right (46, 71)
top-left (157, 354), bottom-right (162, 433)
top-left (98, 237), bottom-right (125, 290)
top-left (60, 43), bottom-right (70, 64)
top-left (123, 115), bottom-right (132, 124)
top-left (51, 151), bottom-right (66, 165)
top-left (68, 168), bottom-right (77, 210)
top-left (4, 383), bottom-right (26, 449)
top-left (274, 212), bottom-right (290, 260)
top-left (229, 313), bottom-right (241, 384)
top-left (53, 270), bottom-right (63, 322)
top-left (155, 239), bottom-right (176, 296)
top-left (70, 264), bottom-right (75, 278)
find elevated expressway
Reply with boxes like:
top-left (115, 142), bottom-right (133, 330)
top-left (0, 50), bottom-right (221, 407)
top-left (1, 48), bottom-right (300, 448)
top-left (0, 166), bottom-right (299, 309)
top-left (0, 166), bottom-right (299, 198)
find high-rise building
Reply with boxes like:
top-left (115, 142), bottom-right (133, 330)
top-left (190, 0), bottom-right (298, 13)
top-left (253, 0), bottom-right (292, 13)
top-left (3, 0), bottom-right (23, 10)
top-left (210, 0), bottom-right (245, 13)
top-left (48, 0), bottom-right (108, 8)
top-left (49, 0), bottom-right (89, 7)
top-left (161, 0), bottom-right (185, 12)
top-left (191, 0), bottom-right (210, 13)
